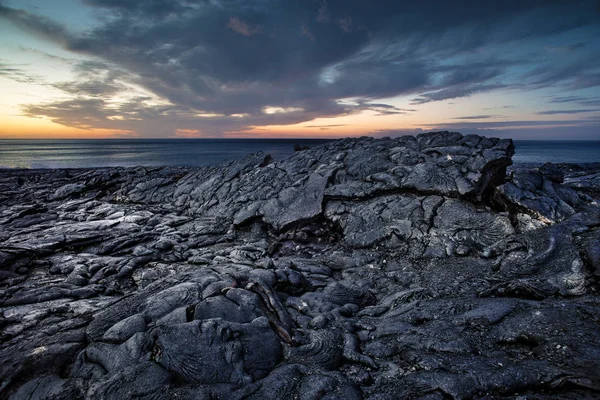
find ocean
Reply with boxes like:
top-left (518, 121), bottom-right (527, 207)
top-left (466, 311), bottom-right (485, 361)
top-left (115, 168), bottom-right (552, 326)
top-left (0, 138), bottom-right (599, 169)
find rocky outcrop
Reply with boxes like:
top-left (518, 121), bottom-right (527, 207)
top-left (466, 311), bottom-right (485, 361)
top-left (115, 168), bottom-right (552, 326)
top-left (1, 132), bottom-right (599, 399)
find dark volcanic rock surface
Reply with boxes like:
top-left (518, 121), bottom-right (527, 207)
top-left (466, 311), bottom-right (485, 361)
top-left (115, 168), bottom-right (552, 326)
top-left (1, 131), bottom-right (600, 399)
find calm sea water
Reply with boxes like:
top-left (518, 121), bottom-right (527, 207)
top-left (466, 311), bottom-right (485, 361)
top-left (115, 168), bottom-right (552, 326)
top-left (0, 139), bottom-right (598, 169)
top-left (511, 140), bottom-right (600, 164)
top-left (0, 139), bottom-right (331, 169)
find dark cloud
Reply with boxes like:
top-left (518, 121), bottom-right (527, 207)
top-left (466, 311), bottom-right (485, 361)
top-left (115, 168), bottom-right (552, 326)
top-left (327, 59), bottom-right (430, 100)
top-left (52, 80), bottom-right (125, 96)
top-left (300, 25), bottom-right (315, 41)
top-left (23, 97), bottom-right (114, 129)
top-left (544, 42), bottom-right (587, 53)
top-left (570, 72), bottom-right (600, 90)
top-left (316, 1), bottom-right (328, 23)
top-left (305, 124), bottom-right (348, 128)
top-left (407, 61), bottom-right (518, 104)
top-left (484, 105), bottom-right (517, 110)
top-left (524, 50), bottom-right (600, 91)
top-left (548, 95), bottom-right (600, 107)
top-left (50, 61), bottom-right (132, 97)
top-left (0, 4), bottom-right (71, 44)
top-left (454, 115), bottom-right (500, 120)
top-left (20, 94), bottom-right (357, 137)
top-left (227, 17), bottom-right (262, 36)
top-left (353, 101), bottom-right (415, 116)
top-left (81, 0), bottom-right (186, 15)
top-left (1, 0), bottom-right (599, 136)
top-left (336, 15), bottom-right (353, 33)
top-left (536, 109), bottom-right (600, 115)
top-left (411, 84), bottom-right (508, 105)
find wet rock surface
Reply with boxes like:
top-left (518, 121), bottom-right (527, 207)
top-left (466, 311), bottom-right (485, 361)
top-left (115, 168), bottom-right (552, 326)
top-left (1, 131), bottom-right (599, 399)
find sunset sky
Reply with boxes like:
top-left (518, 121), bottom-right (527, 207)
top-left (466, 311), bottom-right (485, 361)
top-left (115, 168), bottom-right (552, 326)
top-left (0, 0), bottom-right (599, 139)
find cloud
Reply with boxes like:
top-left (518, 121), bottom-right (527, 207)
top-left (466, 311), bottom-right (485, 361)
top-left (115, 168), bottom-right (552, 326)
top-left (17, 46), bottom-right (75, 64)
top-left (544, 42), bottom-right (586, 53)
top-left (1, 0), bottom-right (599, 136)
top-left (570, 72), bottom-right (600, 90)
top-left (411, 84), bottom-right (508, 105)
top-left (524, 51), bottom-right (600, 90)
top-left (336, 15), bottom-right (353, 33)
top-left (316, 1), bottom-right (328, 23)
top-left (421, 119), bottom-right (599, 129)
top-left (52, 73), bottom-right (127, 97)
top-left (305, 124), bottom-right (347, 128)
top-left (453, 115), bottom-right (500, 119)
top-left (353, 101), bottom-right (415, 116)
top-left (547, 95), bottom-right (600, 107)
top-left (301, 25), bottom-right (315, 41)
top-left (484, 105), bottom-right (517, 110)
top-left (80, 0), bottom-right (185, 15)
top-left (0, 4), bottom-right (71, 44)
top-left (0, 60), bottom-right (43, 84)
top-left (23, 97), bottom-right (112, 129)
top-left (536, 109), bottom-right (600, 115)
top-left (227, 17), bottom-right (262, 37)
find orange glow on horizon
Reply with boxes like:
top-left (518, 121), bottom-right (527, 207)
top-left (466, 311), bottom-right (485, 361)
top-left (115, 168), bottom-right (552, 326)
top-left (226, 125), bottom-right (370, 138)
top-left (0, 115), bottom-right (134, 139)
top-left (225, 110), bottom-right (422, 138)
top-left (175, 129), bottom-right (203, 138)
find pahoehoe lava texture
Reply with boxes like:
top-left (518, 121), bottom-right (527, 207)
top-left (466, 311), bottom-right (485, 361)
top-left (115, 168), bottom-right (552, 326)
top-left (1, 131), bottom-right (600, 399)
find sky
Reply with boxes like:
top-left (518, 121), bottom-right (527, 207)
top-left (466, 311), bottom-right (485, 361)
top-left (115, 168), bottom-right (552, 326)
top-left (0, 0), bottom-right (599, 139)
